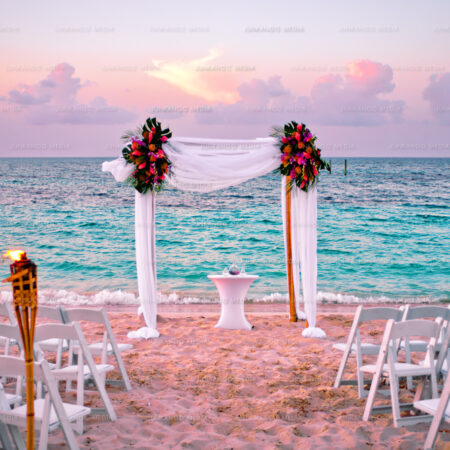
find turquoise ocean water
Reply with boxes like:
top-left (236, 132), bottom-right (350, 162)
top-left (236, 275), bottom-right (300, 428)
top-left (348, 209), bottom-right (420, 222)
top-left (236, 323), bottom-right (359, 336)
top-left (0, 158), bottom-right (448, 305)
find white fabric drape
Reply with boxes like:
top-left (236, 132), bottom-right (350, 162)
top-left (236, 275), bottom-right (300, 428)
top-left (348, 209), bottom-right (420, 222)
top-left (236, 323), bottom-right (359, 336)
top-left (127, 191), bottom-right (159, 339)
top-left (102, 136), bottom-right (323, 339)
top-left (281, 179), bottom-right (325, 337)
top-left (164, 137), bottom-right (280, 192)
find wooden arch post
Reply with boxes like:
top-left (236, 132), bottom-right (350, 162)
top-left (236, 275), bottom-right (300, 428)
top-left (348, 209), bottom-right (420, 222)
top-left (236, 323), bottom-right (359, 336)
top-left (285, 176), bottom-right (297, 322)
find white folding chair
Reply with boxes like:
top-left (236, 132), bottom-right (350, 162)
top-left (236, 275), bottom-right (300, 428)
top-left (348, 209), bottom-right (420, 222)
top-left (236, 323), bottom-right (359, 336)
top-left (36, 305), bottom-right (68, 369)
top-left (362, 318), bottom-right (442, 427)
top-left (0, 356), bottom-right (90, 450)
top-left (0, 302), bottom-right (19, 356)
top-left (34, 322), bottom-right (117, 432)
top-left (333, 305), bottom-right (404, 398)
top-left (0, 324), bottom-right (23, 407)
top-left (414, 369), bottom-right (450, 449)
top-left (400, 305), bottom-right (450, 389)
top-left (61, 307), bottom-right (133, 391)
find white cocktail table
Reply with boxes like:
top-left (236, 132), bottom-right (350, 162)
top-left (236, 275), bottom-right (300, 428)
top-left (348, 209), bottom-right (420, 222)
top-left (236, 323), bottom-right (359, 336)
top-left (208, 274), bottom-right (259, 330)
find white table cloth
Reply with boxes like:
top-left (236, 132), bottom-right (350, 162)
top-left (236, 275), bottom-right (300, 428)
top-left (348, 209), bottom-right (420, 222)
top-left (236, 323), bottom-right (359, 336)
top-left (208, 274), bottom-right (259, 330)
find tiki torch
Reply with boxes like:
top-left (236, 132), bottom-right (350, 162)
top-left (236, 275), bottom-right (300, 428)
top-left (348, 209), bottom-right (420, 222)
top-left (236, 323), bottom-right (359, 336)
top-left (2, 250), bottom-right (37, 450)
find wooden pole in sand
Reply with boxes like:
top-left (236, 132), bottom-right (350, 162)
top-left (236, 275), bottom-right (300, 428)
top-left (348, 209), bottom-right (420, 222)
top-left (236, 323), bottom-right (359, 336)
top-left (285, 176), bottom-right (297, 322)
top-left (3, 253), bottom-right (37, 450)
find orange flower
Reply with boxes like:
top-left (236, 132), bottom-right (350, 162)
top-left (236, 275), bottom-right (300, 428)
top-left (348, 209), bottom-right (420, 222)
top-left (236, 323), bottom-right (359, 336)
top-left (305, 146), bottom-right (312, 154)
top-left (149, 144), bottom-right (156, 151)
top-left (298, 142), bottom-right (305, 150)
top-left (284, 145), bottom-right (293, 154)
top-left (150, 155), bottom-right (156, 162)
top-left (295, 166), bottom-right (302, 175)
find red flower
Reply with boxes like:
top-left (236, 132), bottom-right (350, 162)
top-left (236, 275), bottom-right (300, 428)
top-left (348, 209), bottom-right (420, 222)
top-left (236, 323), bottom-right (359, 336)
top-left (313, 166), bottom-right (318, 176)
top-left (138, 162), bottom-right (146, 170)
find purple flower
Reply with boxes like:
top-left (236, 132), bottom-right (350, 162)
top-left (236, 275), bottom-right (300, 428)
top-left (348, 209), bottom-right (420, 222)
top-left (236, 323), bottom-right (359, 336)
top-left (132, 139), bottom-right (146, 147)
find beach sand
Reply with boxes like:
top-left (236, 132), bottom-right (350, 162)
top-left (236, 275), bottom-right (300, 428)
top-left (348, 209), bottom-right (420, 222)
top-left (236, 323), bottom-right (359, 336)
top-left (20, 305), bottom-right (450, 448)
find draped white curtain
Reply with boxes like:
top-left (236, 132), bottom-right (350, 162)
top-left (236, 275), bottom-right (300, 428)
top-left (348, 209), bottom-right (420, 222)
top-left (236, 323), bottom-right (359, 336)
top-left (102, 137), bottom-right (325, 338)
top-left (281, 178), bottom-right (325, 338)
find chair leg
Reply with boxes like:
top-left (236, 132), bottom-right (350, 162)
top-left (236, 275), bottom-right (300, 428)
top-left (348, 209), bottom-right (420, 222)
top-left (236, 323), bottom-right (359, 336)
top-left (389, 374), bottom-right (401, 428)
top-left (55, 341), bottom-right (63, 369)
top-left (8, 425), bottom-right (26, 450)
top-left (356, 349), bottom-right (365, 398)
top-left (38, 395), bottom-right (51, 450)
top-left (414, 378), bottom-right (426, 403)
top-left (334, 348), bottom-right (351, 388)
top-left (430, 369), bottom-right (438, 399)
top-left (0, 422), bottom-right (14, 450)
top-left (363, 369), bottom-right (383, 421)
top-left (75, 356), bottom-right (85, 434)
top-left (424, 419), bottom-right (442, 450)
top-left (114, 350), bottom-right (132, 391)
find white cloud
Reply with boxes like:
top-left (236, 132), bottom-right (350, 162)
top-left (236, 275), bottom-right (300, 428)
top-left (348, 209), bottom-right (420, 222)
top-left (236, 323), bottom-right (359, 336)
top-left (145, 49), bottom-right (240, 104)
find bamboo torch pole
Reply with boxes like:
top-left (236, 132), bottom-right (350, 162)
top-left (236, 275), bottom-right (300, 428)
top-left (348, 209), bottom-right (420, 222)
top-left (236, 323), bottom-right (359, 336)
top-left (2, 251), bottom-right (37, 450)
top-left (285, 177), bottom-right (297, 322)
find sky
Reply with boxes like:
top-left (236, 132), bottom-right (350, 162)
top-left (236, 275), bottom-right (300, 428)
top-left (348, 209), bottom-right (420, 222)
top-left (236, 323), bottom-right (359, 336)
top-left (0, 0), bottom-right (449, 157)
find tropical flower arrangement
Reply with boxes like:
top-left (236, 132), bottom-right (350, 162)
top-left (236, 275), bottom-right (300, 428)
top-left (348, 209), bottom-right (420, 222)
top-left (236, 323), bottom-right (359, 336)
top-left (274, 121), bottom-right (330, 192)
top-left (122, 117), bottom-right (172, 194)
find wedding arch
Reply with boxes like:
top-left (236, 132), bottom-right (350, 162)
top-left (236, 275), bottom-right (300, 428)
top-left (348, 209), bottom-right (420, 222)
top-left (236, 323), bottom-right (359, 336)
top-left (102, 117), bottom-right (329, 339)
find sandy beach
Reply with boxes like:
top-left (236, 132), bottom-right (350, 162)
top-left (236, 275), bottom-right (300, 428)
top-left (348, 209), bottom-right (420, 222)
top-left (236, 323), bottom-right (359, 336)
top-left (21, 304), bottom-right (447, 449)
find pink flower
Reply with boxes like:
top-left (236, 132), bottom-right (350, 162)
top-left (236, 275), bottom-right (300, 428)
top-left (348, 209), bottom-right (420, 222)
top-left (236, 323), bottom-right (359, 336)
top-left (161, 136), bottom-right (168, 143)
top-left (148, 133), bottom-right (153, 143)
top-left (138, 162), bottom-right (146, 169)
top-left (156, 149), bottom-right (165, 158)
top-left (294, 132), bottom-right (300, 142)
top-left (313, 166), bottom-right (318, 175)
top-left (131, 150), bottom-right (142, 156)
top-left (297, 124), bottom-right (302, 131)
top-left (281, 137), bottom-right (288, 144)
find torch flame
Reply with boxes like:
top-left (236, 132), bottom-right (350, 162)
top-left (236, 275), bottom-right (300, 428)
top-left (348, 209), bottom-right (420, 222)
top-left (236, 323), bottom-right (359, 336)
top-left (3, 250), bottom-right (25, 261)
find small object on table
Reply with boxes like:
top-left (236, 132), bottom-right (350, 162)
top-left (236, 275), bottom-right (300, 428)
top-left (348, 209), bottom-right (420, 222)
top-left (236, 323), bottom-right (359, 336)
top-left (208, 273), bottom-right (259, 330)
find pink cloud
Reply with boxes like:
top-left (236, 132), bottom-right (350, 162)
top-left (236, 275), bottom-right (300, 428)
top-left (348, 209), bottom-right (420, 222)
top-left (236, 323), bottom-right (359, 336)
top-left (194, 60), bottom-right (404, 127)
top-left (195, 76), bottom-right (310, 125)
top-left (1, 63), bottom-right (135, 125)
top-left (423, 73), bottom-right (450, 125)
top-left (310, 60), bottom-right (403, 125)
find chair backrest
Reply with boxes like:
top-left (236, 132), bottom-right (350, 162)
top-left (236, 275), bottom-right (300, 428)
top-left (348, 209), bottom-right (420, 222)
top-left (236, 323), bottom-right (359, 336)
top-left (403, 305), bottom-right (450, 321)
top-left (37, 305), bottom-right (64, 322)
top-left (0, 355), bottom-right (45, 382)
top-left (435, 321), bottom-right (450, 375)
top-left (0, 302), bottom-right (16, 324)
top-left (34, 323), bottom-right (79, 343)
top-left (61, 307), bottom-right (107, 325)
top-left (0, 323), bottom-right (22, 343)
top-left (359, 306), bottom-right (404, 323)
top-left (389, 318), bottom-right (442, 341)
